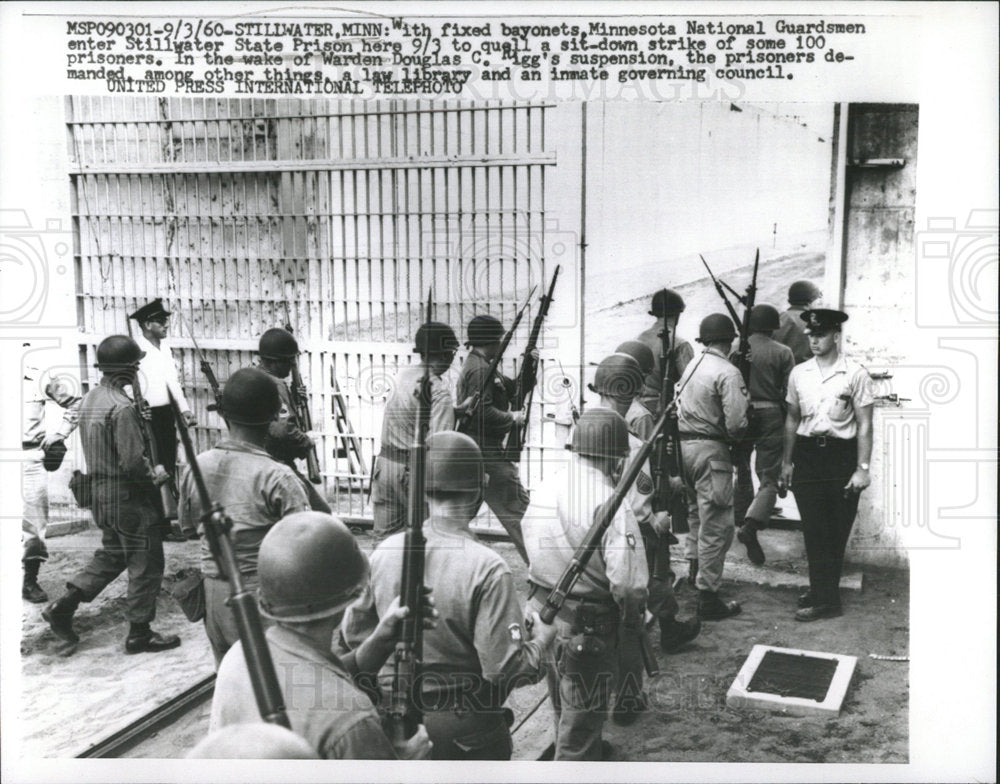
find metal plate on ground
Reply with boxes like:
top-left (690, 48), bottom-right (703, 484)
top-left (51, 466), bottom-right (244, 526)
top-left (727, 644), bottom-right (857, 717)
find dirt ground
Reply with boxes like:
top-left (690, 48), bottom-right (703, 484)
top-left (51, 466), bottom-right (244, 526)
top-left (20, 524), bottom-right (907, 763)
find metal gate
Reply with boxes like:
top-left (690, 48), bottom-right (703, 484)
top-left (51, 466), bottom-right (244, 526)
top-left (68, 96), bottom-right (562, 520)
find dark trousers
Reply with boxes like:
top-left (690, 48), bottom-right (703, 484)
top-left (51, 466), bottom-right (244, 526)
top-left (69, 480), bottom-right (165, 624)
top-left (480, 454), bottom-right (530, 563)
top-left (149, 405), bottom-right (178, 475)
top-left (791, 437), bottom-right (860, 607)
top-left (734, 406), bottom-right (785, 525)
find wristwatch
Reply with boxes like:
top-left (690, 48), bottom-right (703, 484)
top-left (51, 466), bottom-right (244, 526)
top-left (858, 462), bottom-right (870, 471)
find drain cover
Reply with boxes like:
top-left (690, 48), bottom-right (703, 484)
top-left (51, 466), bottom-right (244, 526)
top-left (727, 645), bottom-right (858, 717)
top-left (747, 650), bottom-right (839, 702)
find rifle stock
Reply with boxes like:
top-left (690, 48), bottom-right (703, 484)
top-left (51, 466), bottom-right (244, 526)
top-left (168, 390), bottom-right (290, 729)
top-left (177, 311), bottom-right (225, 419)
top-left (387, 291), bottom-right (432, 741)
top-left (651, 314), bottom-right (689, 534)
top-left (283, 324), bottom-right (323, 484)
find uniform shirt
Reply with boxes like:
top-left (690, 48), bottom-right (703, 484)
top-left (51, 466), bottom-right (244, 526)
top-left (773, 306), bottom-right (812, 365)
top-left (675, 347), bottom-right (749, 441)
top-left (263, 371), bottom-right (314, 463)
top-left (625, 398), bottom-right (655, 441)
top-left (380, 363), bottom-right (456, 452)
top-left (178, 439), bottom-right (310, 577)
top-left (636, 323), bottom-right (695, 414)
top-left (737, 333), bottom-right (795, 403)
top-left (342, 525), bottom-right (548, 694)
top-left (134, 333), bottom-right (191, 410)
top-left (210, 625), bottom-right (397, 760)
top-left (78, 378), bottom-right (154, 483)
top-left (786, 355), bottom-right (875, 439)
top-left (22, 369), bottom-right (81, 448)
top-left (524, 456), bottom-right (648, 616)
top-left (456, 349), bottom-right (516, 449)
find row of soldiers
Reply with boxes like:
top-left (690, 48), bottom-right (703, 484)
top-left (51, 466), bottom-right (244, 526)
top-left (33, 277), bottom-right (875, 761)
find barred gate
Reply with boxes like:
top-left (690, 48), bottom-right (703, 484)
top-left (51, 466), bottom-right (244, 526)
top-left (68, 96), bottom-right (568, 522)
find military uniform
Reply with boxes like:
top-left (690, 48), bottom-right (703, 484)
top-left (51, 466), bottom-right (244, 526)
top-left (456, 348), bottom-right (530, 562)
top-left (260, 369), bottom-right (330, 513)
top-left (636, 324), bottom-right (695, 416)
top-left (733, 333), bottom-right (795, 528)
top-left (524, 457), bottom-right (648, 760)
top-left (676, 347), bottom-right (749, 596)
top-left (178, 438), bottom-right (310, 664)
top-left (66, 378), bottom-right (167, 625)
top-left (786, 352), bottom-right (874, 610)
top-left (774, 305), bottom-right (813, 365)
top-left (343, 525), bottom-right (548, 760)
top-left (211, 625), bottom-right (398, 759)
top-left (371, 364), bottom-right (455, 540)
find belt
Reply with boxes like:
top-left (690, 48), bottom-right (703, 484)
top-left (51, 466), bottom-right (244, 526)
top-left (678, 433), bottom-right (724, 441)
top-left (379, 443), bottom-right (410, 464)
top-left (796, 435), bottom-right (857, 448)
top-left (750, 400), bottom-right (783, 409)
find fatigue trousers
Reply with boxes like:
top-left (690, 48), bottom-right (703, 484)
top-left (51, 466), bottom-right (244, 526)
top-left (734, 406), bottom-right (785, 526)
top-left (681, 440), bottom-right (735, 593)
top-left (792, 437), bottom-right (860, 607)
top-left (22, 457), bottom-right (49, 561)
top-left (370, 455), bottom-right (428, 541)
top-left (69, 480), bottom-right (165, 624)
top-left (420, 681), bottom-right (513, 761)
top-left (204, 573), bottom-right (271, 666)
top-left (480, 455), bottom-right (529, 563)
top-left (531, 597), bottom-right (618, 761)
top-left (616, 523), bottom-right (678, 708)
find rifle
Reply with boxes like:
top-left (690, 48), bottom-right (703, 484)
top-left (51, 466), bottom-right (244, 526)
top-left (507, 267), bottom-right (561, 461)
top-left (455, 286), bottom-right (537, 432)
top-left (734, 249), bottom-right (760, 385)
top-left (176, 310), bottom-right (225, 420)
top-left (699, 255), bottom-right (743, 329)
top-left (168, 390), bottom-right (291, 729)
top-left (538, 351), bottom-right (706, 627)
top-left (651, 298), bottom-right (689, 534)
top-left (387, 290), bottom-right (433, 741)
top-left (282, 323), bottom-right (323, 485)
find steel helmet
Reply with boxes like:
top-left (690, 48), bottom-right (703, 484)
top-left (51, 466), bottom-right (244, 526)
top-left (614, 340), bottom-right (654, 376)
top-left (258, 511), bottom-right (369, 622)
top-left (589, 355), bottom-right (644, 402)
top-left (220, 367), bottom-right (281, 425)
top-left (258, 328), bottom-right (299, 359)
top-left (788, 280), bottom-right (822, 307)
top-left (570, 408), bottom-right (629, 459)
top-left (465, 315), bottom-right (505, 347)
top-left (697, 313), bottom-right (737, 344)
top-left (94, 335), bottom-right (145, 368)
top-left (649, 288), bottom-right (686, 318)
top-left (748, 304), bottom-right (781, 333)
top-left (414, 321), bottom-right (460, 355)
top-left (425, 431), bottom-right (486, 492)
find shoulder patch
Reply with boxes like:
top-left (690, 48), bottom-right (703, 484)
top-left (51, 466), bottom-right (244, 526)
top-left (626, 532), bottom-right (637, 550)
top-left (636, 471), bottom-right (653, 495)
top-left (507, 623), bottom-right (523, 643)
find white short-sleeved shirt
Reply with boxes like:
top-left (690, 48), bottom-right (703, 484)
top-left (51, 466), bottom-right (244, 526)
top-left (786, 355), bottom-right (874, 439)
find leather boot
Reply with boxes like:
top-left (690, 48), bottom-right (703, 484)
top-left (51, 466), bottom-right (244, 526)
top-left (698, 590), bottom-right (742, 620)
top-left (22, 560), bottom-right (48, 603)
top-left (43, 588), bottom-right (83, 644)
top-left (125, 624), bottom-right (181, 654)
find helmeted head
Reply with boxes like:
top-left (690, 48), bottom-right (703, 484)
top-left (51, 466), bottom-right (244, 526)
top-left (649, 288), bottom-right (686, 319)
top-left (570, 408), bottom-right (630, 460)
top-left (588, 354), bottom-right (644, 404)
top-left (221, 367), bottom-right (281, 426)
top-left (258, 328), bottom-right (299, 359)
top-left (258, 512), bottom-right (369, 623)
top-left (788, 280), bottom-right (822, 307)
top-left (94, 335), bottom-right (145, 370)
top-left (425, 431), bottom-right (485, 494)
top-left (697, 313), bottom-right (737, 345)
top-left (465, 315), bottom-right (505, 348)
top-left (748, 304), bottom-right (781, 333)
top-left (614, 340), bottom-right (655, 377)
top-left (414, 321), bottom-right (459, 355)
top-left (186, 723), bottom-right (319, 759)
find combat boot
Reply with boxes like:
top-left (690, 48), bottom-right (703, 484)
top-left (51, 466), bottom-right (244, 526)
top-left (737, 519), bottom-right (766, 565)
top-left (125, 623), bottom-right (181, 654)
top-left (43, 588), bottom-right (83, 644)
top-left (697, 590), bottom-right (741, 620)
top-left (659, 615), bottom-right (701, 653)
top-left (22, 560), bottom-right (48, 603)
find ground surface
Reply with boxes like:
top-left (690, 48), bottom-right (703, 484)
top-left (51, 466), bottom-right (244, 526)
top-left (20, 525), bottom-right (907, 763)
